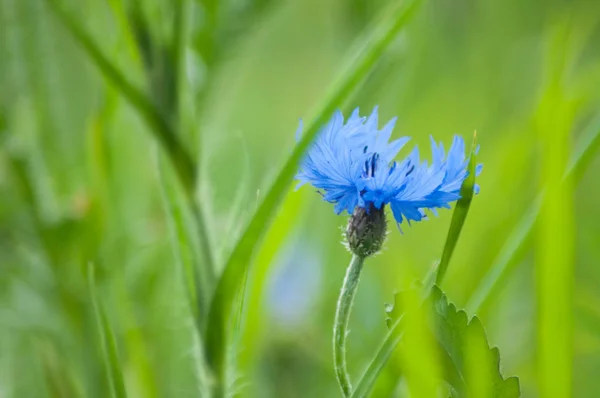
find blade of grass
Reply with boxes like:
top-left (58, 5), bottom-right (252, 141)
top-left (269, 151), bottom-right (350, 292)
top-left (157, 155), bottom-right (208, 328)
top-left (350, 135), bottom-right (479, 397)
top-left (436, 133), bottom-right (478, 285)
top-left (203, 0), bottom-right (424, 393)
top-left (114, 275), bottom-right (160, 398)
top-left (464, 200), bottom-right (539, 314)
top-left (465, 110), bottom-right (600, 315)
top-left (157, 153), bottom-right (213, 395)
top-left (37, 340), bottom-right (83, 398)
top-left (238, 188), bottom-right (308, 372)
top-left (107, 0), bottom-right (142, 65)
top-left (351, 317), bottom-right (406, 398)
top-left (173, 0), bottom-right (190, 129)
top-left (196, 0), bottom-right (219, 67)
top-left (87, 263), bottom-right (127, 398)
top-left (44, 0), bottom-right (196, 195)
top-left (536, 23), bottom-right (574, 398)
top-left (45, 0), bottom-right (216, 297)
top-left (36, 339), bottom-right (85, 398)
top-left (394, 276), bottom-right (442, 398)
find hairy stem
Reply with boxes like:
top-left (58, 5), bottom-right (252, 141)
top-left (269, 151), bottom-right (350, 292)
top-left (334, 255), bottom-right (365, 397)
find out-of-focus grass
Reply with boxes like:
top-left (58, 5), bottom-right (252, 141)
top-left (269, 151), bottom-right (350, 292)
top-left (535, 20), bottom-right (575, 398)
top-left (88, 263), bottom-right (127, 398)
top-left (1, 0), bottom-right (600, 397)
top-left (204, 0), bottom-right (423, 391)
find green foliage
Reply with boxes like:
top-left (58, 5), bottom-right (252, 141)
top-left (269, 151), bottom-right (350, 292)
top-left (2, 0), bottom-right (600, 397)
top-left (45, 0), bottom-right (197, 194)
top-left (157, 155), bottom-right (207, 326)
top-left (436, 133), bottom-right (478, 285)
top-left (382, 286), bottom-right (520, 398)
top-left (204, 0), bottom-right (423, 392)
top-left (429, 286), bottom-right (520, 398)
top-left (466, 112), bottom-right (600, 314)
top-left (88, 264), bottom-right (128, 398)
top-left (353, 131), bottom-right (480, 397)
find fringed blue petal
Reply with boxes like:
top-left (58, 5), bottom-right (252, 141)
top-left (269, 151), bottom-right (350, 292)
top-left (295, 107), bottom-right (482, 226)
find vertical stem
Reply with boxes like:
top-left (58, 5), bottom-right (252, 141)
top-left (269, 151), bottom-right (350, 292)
top-left (435, 133), bottom-right (478, 287)
top-left (334, 255), bottom-right (365, 397)
top-left (536, 22), bottom-right (574, 398)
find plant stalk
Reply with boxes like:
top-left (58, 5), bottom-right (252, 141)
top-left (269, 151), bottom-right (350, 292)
top-left (334, 255), bottom-right (365, 397)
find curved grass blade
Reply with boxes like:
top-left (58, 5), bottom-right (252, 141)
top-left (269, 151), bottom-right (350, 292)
top-left (157, 155), bottom-right (207, 326)
top-left (44, 0), bottom-right (196, 195)
top-left (173, 0), bottom-right (191, 111)
top-left (204, 0), bottom-right (424, 393)
top-left (238, 189), bottom-right (308, 372)
top-left (436, 132), bottom-right (478, 285)
top-left (465, 111), bottom-right (600, 314)
top-left (351, 317), bottom-right (405, 398)
top-left (87, 263), bottom-right (127, 398)
top-left (46, 0), bottom-right (216, 296)
top-left (106, 0), bottom-right (142, 64)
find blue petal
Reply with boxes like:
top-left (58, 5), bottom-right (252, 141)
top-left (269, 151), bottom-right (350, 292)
top-left (476, 163), bottom-right (483, 175)
top-left (294, 107), bottom-right (482, 222)
top-left (295, 119), bottom-right (304, 142)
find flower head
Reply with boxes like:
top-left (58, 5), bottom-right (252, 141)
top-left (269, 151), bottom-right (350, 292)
top-left (296, 107), bottom-right (481, 232)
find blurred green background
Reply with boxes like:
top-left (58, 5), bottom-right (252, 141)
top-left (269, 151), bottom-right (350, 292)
top-left (1, 0), bottom-right (600, 397)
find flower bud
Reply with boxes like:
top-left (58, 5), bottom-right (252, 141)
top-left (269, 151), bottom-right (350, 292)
top-left (346, 204), bottom-right (387, 258)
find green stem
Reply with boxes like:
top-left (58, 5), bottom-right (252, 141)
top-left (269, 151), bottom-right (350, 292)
top-left (204, 0), bottom-right (423, 392)
top-left (435, 133), bottom-right (478, 286)
top-left (334, 255), bottom-right (365, 397)
top-left (44, 0), bottom-right (196, 194)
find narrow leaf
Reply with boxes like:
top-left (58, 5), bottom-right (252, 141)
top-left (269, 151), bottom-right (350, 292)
top-left (157, 155), bottom-right (207, 326)
top-left (204, 0), bottom-right (424, 391)
top-left (436, 133), bottom-right (478, 285)
top-left (536, 26), bottom-right (574, 397)
top-left (46, 0), bottom-right (217, 302)
top-left (351, 317), bottom-right (405, 398)
top-left (87, 264), bottom-right (127, 398)
top-left (466, 111), bottom-right (600, 314)
top-left (44, 0), bottom-right (196, 197)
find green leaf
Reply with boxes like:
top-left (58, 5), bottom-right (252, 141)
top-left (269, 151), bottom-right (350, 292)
top-left (359, 283), bottom-right (520, 398)
top-left (436, 133), bottom-right (478, 285)
top-left (47, 0), bottom-right (217, 309)
top-left (203, 0), bottom-right (424, 393)
top-left (351, 316), bottom-right (405, 398)
top-left (44, 0), bottom-right (196, 197)
top-left (466, 111), bottom-right (600, 314)
top-left (428, 286), bottom-right (520, 398)
top-left (157, 155), bottom-right (207, 326)
top-left (87, 264), bottom-right (127, 398)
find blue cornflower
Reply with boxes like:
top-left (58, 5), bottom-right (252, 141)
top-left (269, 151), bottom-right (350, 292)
top-left (296, 107), bottom-right (481, 229)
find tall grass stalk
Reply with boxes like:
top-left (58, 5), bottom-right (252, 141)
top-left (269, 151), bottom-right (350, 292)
top-left (204, 0), bottom-right (423, 394)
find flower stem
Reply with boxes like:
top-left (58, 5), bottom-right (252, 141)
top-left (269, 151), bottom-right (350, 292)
top-left (334, 254), bottom-right (365, 397)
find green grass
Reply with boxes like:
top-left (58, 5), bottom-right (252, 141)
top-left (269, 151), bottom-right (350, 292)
top-left (1, 0), bottom-right (600, 397)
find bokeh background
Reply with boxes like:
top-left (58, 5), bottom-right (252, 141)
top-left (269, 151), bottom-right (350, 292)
top-left (1, 0), bottom-right (600, 397)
